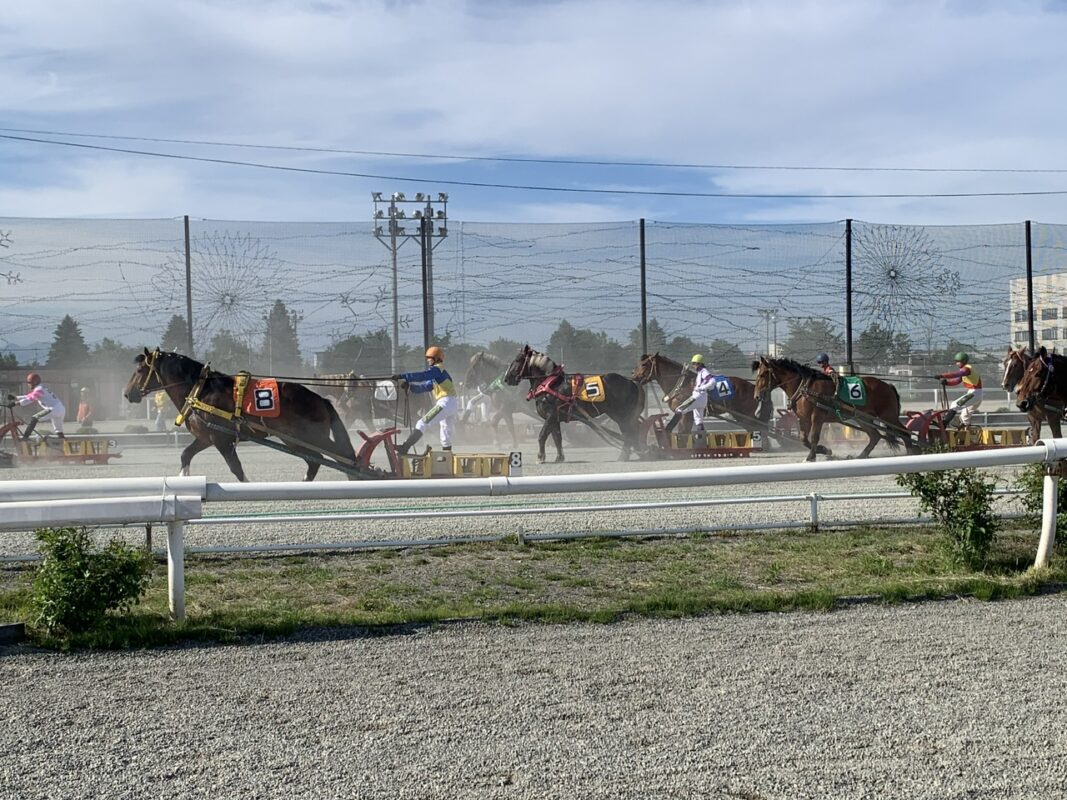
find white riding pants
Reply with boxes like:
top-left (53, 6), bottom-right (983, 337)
top-left (415, 395), bottom-right (459, 447)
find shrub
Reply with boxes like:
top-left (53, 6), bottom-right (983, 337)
top-left (1014, 462), bottom-right (1067, 531)
top-left (897, 467), bottom-right (1000, 569)
top-left (31, 527), bottom-right (152, 634)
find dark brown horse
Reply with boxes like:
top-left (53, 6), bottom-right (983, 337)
top-left (1001, 346), bottom-right (1063, 443)
top-left (752, 356), bottom-right (916, 461)
top-left (1016, 347), bottom-right (1067, 426)
top-left (631, 352), bottom-right (770, 434)
top-left (124, 348), bottom-right (357, 481)
top-left (504, 345), bottom-right (644, 463)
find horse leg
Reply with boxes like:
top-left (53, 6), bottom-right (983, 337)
top-left (302, 458), bottom-right (321, 482)
top-left (856, 426), bottom-right (879, 459)
top-left (1047, 409), bottom-right (1061, 440)
top-left (1030, 409), bottom-right (1045, 445)
top-left (178, 437), bottom-right (212, 477)
top-left (537, 421), bottom-right (550, 464)
top-left (552, 419), bottom-right (565, 462)
top-left (216, 440), bottom-right (248, 482)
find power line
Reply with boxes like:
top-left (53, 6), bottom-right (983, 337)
top-left (4, 132), bottom-right (1067, 200)
top-left (2, 126), bottom-right (1065, 174)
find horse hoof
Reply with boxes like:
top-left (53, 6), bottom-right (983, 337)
top-left (554, 455), bottom-right (565, 463)
top-left (537, 455), bottom-right (546, 464)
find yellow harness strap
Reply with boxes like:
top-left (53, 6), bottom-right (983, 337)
top-left (175, 364), bottom-right (236, 426)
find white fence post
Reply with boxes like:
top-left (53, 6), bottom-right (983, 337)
top-left (167, 520), bottom-right (186, 622)
top-left (808, 493), bottom-right (820, 531)
top-left (1035, 469), bottom-right (1059, 569)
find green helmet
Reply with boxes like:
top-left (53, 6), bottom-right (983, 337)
top-left (954, 352), bottom-right (968, 363)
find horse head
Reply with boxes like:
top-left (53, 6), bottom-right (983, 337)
top-left (124, 347), bottom-right (164, 403)
top-left (504, 345), bottom-right (533, 386)
top-left (631, 353), bottom-right (656, 385)
top-left (751, 356), bottom-right (778, 398)
top-left (1001, 346), bottom-right (1031, 392)
top-left (1015, 352), bottom-right (1049, 413)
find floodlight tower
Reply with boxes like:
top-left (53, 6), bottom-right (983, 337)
top-left (372, 191), bottom-right (449, 370)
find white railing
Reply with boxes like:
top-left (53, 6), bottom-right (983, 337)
top-left (3, 441), bottom-right (1066, 622)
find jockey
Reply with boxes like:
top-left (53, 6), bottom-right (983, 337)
top-left (940, 351), bottom-right (982, 427)
top-left (6, 372), bottom-right (67, 440)
top-left (392, 345), bottom-right (459, 454)
top-left (815, 352), bottom-right (839, 392)
top-left (664, 354), bottom-right (715, 433)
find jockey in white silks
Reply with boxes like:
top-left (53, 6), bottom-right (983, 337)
top-left (664, 354), bottom-right (714, 433)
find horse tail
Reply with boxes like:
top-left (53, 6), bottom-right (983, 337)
top-left (327, 400), bottom-right (358, 459)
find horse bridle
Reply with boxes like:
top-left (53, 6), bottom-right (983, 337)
top-left (136, 348), bottom-right (164, 394)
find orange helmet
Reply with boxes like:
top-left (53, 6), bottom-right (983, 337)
top-left (425, 345), bottom-right (444, 362)
top-left (26, 372), bottom-right (41, 386)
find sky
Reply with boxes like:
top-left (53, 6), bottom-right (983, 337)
top-left (3, 0), bottom-right (1067, 227)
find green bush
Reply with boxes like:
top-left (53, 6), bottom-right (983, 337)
top-left (31, 527), bottom-right (152, 634)
top-left (1014, 463), bottom-right (1067, 531)
top-left (897, 467), bottom-right (1000, 569)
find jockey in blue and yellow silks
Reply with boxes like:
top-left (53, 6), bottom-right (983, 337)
top-left (940, 351), bottom-right (983, 427)
top-left (393, 345), bottom-right (460, 454)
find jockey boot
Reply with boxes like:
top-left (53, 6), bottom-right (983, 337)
top-left (664, 415), bottom-right (680, 433)
top-left (442, 445), bottom-right (452, 452)
top-left (19, 417), bottom-right (38, 441)
top-left (942, 408), bottom-right (958, 428)
top-left (396, 429), bottom-right (423, 455)
top-left (57, 431), bottom-right (66, 439)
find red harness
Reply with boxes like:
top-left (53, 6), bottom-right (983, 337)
top-left (527, 366), bottom-right (582, 410)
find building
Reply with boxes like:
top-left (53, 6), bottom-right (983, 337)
top-left (1009, 272), bottom-right (1067, 348)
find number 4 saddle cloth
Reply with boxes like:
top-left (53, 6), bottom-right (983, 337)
top-left (233, 372), bottom-right (282, 418)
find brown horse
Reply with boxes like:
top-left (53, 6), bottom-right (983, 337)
top-left (124, 348), bottom-right (357, 481)
top-left (504, 344), bottom-right (644, 463)
top-left (1016, 347), bottom-right (1067, 425)
top-left (752, 356), bottom-right (916, 461)
top-left (1001, 346), bottom-right (1063, 443)
top-left (631, 352), bottom-right (770, 434)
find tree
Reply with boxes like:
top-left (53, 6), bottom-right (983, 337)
top-left (203, 331), bottom-right (255, 374)
top-left (46, 315), bottom-right (90, 368)
top-left (548, 320), bottom-right (627, 370)
top-left (91, 338), bottom-right (142, 370)
top-left (318, 329), bottom-right (403, 375)
top-left (260, 300), bottom-right (303, 376)
top-left (0, 353), bottom-right (17, 369)
top-left (160, 315), bottom-right (189, 353)
top-left (628, 318), bottom-right (668, 355)
top-left (706, 339), bottom-right (748, 371)
top-left (780, 318), bottom-right (844, 363)
top-left (857, 324), bottom-right (912, 367)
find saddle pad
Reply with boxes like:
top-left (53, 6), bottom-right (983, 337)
top-left (234, 377), bottom-right (282, 418)
top-left (837, 376), bottom-right (866, 406)
top-left (707, 375), bottom-right (734, 401)
top-left (577, 375), bottom-right (606, 403)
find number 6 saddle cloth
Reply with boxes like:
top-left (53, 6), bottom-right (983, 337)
top-left (835, 376), bottom-right (867, 406)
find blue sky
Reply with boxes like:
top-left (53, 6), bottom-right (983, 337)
top-left (3, 0), bottom-right (1067, 227)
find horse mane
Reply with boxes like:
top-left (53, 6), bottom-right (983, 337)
top-left (471, 351), bottom-right (504, 368)
top-left (527, 349), bottom-right (557, 373)
top-left (771, 357), bottom-right (823, 381)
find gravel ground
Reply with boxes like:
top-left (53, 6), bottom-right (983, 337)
top-left (0, 429), bottom-right (1030, 558)
top-left (2, 595), bottom-right (1066, 799)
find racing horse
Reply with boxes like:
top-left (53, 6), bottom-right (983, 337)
top-left (752, 356), bottom-right (916, 461)
top-left (1001, 346), bottom-right (1063, 443)
top-left (1015, 347), bottom-right (1067, 427)
top-left (461, 351), bottom-right (534, 448)
top-left (631, 352), bottom-right (771, 434)
top-left (124, 347), bottom-right (357, 481)
top-left (504, 344), bottom-right (644, 463)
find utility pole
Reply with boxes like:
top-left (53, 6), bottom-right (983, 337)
top-left (372, 192), bottom-right (449, 370)
top-left (757, 308), bottom-right (778, 356)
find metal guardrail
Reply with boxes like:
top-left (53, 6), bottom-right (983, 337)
top-left (3, 441), bottom-right (1067, 621)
